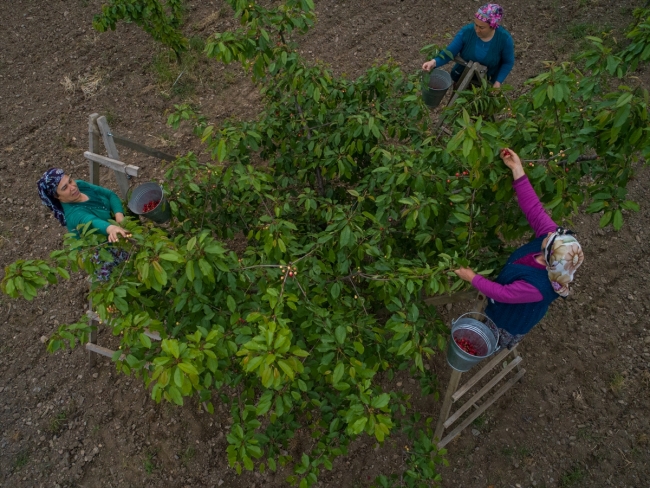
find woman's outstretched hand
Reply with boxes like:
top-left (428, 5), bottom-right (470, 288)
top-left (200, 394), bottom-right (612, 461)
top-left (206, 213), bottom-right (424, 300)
top-left (422, 60), bottom-right (436, 72)
top-left (107, 225), bottom-right (131, 243)
top-left (500, 148), bottom-right (525, 180)
top-left (454, 267), bottom-right (476, 283)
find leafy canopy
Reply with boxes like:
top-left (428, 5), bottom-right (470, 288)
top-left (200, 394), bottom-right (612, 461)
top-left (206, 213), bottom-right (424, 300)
top-left (4, 2), bottom-right (650, 487)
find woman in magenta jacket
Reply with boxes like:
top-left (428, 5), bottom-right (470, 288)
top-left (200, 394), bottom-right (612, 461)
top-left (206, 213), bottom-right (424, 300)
top-left (454, 149), bottom-right (584, 348)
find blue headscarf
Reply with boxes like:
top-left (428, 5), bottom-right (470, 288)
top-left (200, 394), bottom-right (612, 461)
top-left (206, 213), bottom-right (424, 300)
top-left (37, 168), bottom-right (66, 226)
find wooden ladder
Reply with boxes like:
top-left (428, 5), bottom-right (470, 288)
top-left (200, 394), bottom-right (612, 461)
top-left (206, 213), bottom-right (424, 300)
top-left (424, 291), bottom-right (526, 448)
top-left (436, 56), bottom-right (488, 131)
top-left (84, 113), bottom-right (175, 367)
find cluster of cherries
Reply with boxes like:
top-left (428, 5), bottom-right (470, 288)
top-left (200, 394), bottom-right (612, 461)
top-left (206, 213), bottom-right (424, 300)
top-left (280, 264), bottom-right (298, 280)
top-left (454, 336), bottom-right (479, 356)
top-left (142, 199), bottom-right (160, 213)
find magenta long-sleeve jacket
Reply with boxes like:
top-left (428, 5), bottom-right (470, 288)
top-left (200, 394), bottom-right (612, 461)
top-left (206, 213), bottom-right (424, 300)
top-left (470, 175), bottom-right (557, 304)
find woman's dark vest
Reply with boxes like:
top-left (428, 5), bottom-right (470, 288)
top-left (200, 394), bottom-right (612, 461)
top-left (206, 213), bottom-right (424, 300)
top-left (451, 24), bottom-right (512, 82)
top-left (484, 236), bottom-right (559, 336)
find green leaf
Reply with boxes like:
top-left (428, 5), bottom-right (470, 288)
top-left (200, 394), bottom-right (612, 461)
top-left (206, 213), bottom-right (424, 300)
top-left (586, 201), bottom-right (606, 213)
top-left (397, 340), bottom-right (412, 356)
top-left (620, 200), bottom-right (639, 212)
top-left (168, 340), bottom-right (180, 359)
top-left (227, 295), bottom-right (237, 313)
top-left (167, 386), bottom-right (183, 406)
top-left (178, 362), bottom-right (199, 376)
top-left (448, 194), bottom-right (466, 203)
top-left (216, 139), bottom-right (227, 162)
top-left (139, 333), bottom-right (152, 349)
top-left (160, 252), bottom-right (181, 262)
top-left (612, 209), bottom-right (623, 231)
top-left (612, 104), bottom-right (631, 128)
top-left (332, 362), bottom-right (344, 384)
top-left (186, 236), bottom-right (197, 251)
top-left (330, 282), bottom-right (341, 299)
top-left (615, 92), bottom-right (633, 108)
top-left (370, 393), bottom-right (390, 409)
top-left (340, 225), bottom-right (352, 248)
top-left (546, 196), bottom-right (563, 210)
top-left (350, 416), bottom-right (367, 434)
top-left (599, 211), bottom-right (612, 228)
top-left (334, 325), bottom-right (346, 345)
top-left (277, 360), bottom-right (295, 380)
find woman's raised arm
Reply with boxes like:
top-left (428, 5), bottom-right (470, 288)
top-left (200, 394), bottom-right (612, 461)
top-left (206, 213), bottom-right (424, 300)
top-left (500, 149), bottom-right (556, 237)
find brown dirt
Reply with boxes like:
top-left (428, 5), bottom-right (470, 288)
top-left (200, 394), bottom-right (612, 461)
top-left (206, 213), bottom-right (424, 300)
top-left (1, 0), bottom-right (649, 487)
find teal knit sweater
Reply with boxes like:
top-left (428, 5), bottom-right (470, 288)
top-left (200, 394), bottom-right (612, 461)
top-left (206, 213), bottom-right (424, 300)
top-left (434, 24), bottom-right (515, 83)
top-left (61, 181), bottom-right (124, 236)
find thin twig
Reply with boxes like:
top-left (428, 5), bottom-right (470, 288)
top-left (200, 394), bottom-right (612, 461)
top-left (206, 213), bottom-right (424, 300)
top-left (292, 247), bottom-right (319, 264)
top-left (199, 194), bottom-right (213, 230)
top-left (295, 102), bottom-right (325, 197)
top-left (346, 276), bottom-right (368, 316)
top-left (279, 267), bottom-right (290, 301)
top-left (114, 243), bottom-right (137, 284)
top-left (464, 189), bottom-right (476, 259)
top-left (240, 264), bottom-right (282, 270)
top-left (172, 70), bottom-right (185, 88)
top-left (521, 154), bottom-right (598, 165)
top-left (294, 277), bottom-right (308, 299)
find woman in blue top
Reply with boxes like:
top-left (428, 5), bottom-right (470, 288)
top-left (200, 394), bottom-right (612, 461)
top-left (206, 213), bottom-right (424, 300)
top-left (422, 4), bottom-right (514, 88)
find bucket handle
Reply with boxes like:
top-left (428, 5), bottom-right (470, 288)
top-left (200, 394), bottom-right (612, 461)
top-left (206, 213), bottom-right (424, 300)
top-left (451, 311), bottom-right (490, 327)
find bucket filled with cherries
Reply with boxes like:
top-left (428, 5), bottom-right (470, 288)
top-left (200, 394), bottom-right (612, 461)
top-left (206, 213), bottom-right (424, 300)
top-left (446, 312), bottom-right (500, 372)
top-left (127, 182), bottom-right (172, 224)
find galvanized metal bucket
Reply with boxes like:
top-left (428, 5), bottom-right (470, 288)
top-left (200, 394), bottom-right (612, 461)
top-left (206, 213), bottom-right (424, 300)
top-left (127, 182), bottom-right (171, 224)
top-left (421, 69), bottom-right (452, 109)
top-left (447, 312), bottom-right (499, 372)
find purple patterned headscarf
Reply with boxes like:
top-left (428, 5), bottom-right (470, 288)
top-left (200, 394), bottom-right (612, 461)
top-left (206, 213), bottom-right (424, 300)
top-left (37, 168), bottom-right (66, 226)
top-left (475, 3), bottom-right (504, 29)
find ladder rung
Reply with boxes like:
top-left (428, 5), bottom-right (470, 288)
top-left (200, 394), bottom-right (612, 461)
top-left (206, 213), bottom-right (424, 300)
top-left (444, 356), bottom-right (522, 429)
top-left (86, 342), bottom-right (119, 359)
top-left (452, 347), bottom-right (514, 402)
top-left (438, 368), bottom-right (526, 448)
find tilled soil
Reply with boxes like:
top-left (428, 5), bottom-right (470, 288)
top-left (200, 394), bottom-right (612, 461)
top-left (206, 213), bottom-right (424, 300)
top-left (1, 0), bottom-right (649, 487)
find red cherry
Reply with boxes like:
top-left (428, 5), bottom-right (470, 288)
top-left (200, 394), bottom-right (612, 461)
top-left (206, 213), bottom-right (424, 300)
top-left (455, 337), bottom-right (478, 356)
top-left (143, 199), bottom-right (160, 213)
top-left (447, 179), bottom-right (451, 183)
top-left (565, 167), bottom-right (569, 172)
top-left (455, 172), bottom-right (460, 177)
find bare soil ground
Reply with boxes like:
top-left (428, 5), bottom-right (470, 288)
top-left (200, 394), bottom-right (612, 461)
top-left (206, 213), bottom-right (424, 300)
top-left (1, 0), bottom-right (649, 487)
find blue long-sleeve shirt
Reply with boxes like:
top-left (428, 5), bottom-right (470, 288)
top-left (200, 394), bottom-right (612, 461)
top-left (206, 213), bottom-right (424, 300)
top-left (433, 25), bottom-right (515, 84)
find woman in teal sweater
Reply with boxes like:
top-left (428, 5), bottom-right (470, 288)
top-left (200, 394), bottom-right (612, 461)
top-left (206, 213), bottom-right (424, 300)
top-left (422, 4), bottom-right (514, 88)
top-left (37, 168), bottom-right (130, 280)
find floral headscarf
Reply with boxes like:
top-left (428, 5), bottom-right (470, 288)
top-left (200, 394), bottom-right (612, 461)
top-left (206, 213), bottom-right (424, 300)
top-left (544, 227), bottom-right (584, 297)
top-left (37, 168), bottom-right (66, 226)
top-left (475, 3), bottom-right (504, 29)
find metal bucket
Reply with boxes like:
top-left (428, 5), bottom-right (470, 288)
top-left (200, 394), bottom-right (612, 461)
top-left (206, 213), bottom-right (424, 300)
top-left (127, 182), bottom-right (171, 224)
top-left (446, 312), bottom-right (499, 372)
top-left (421, 69), bottom-right (452, 109)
